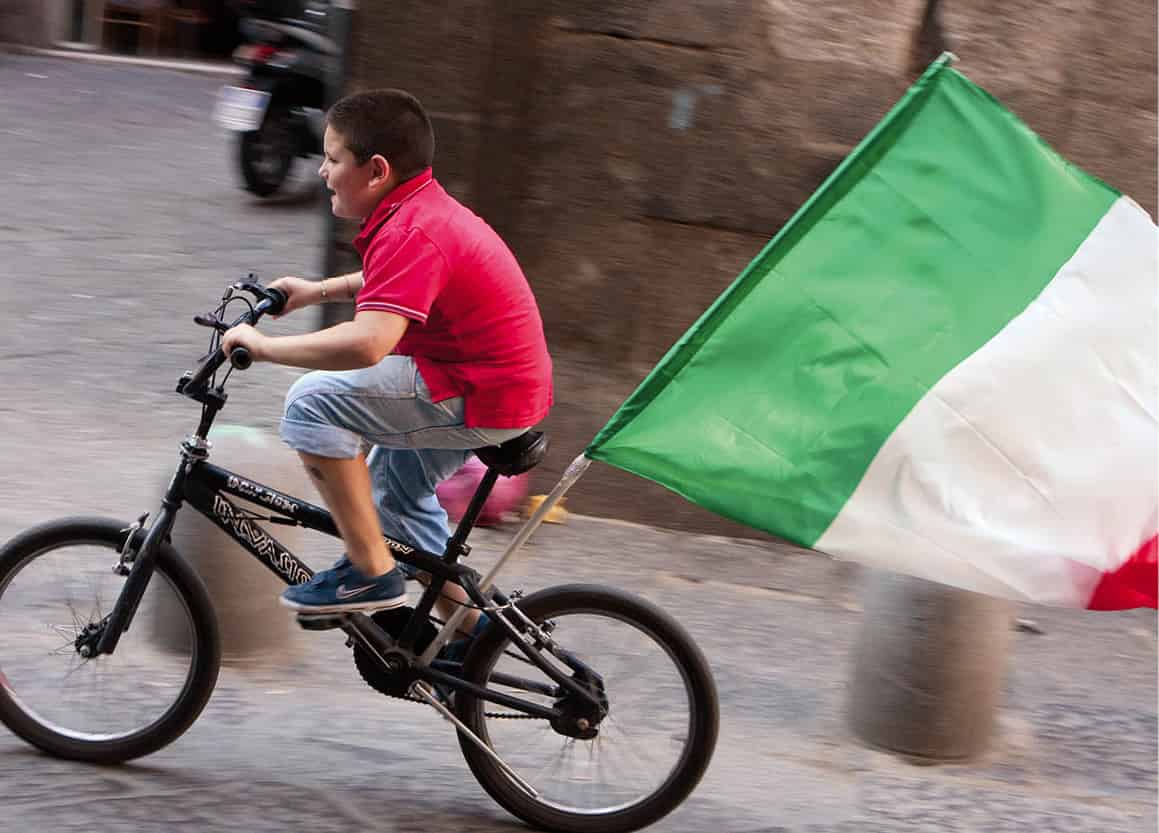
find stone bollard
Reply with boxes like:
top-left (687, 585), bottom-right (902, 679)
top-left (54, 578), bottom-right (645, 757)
top-left (848, 569), bottom-right (1014, 761)
top-left (152, 425), bottom-right (310, 663)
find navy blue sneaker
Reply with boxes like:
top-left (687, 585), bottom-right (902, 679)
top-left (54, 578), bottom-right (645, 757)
top-left (292, 554), bottom-right (354, 591)
top-left (280, 563), bottom-right (408, 613)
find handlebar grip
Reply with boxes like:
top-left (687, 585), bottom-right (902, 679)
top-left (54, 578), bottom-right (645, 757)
top-left (230, 347), bottom-right (253, 370)
top-left (263, 287), bottom-right (288, 316)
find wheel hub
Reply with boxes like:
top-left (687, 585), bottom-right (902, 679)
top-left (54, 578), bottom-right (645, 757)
top-left (550, 674), bottom-right (608, 740)
top-left (74, 620), bottom-right (106, 659)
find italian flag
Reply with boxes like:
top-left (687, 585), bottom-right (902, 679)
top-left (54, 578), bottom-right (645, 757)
top-left (585, 54), bottom-right (1158, 610)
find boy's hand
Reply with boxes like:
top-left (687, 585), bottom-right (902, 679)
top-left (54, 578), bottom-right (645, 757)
top-left (221, 324), bottom-right (267, 361)
top-left (267, 276), bottom-right (320, 317)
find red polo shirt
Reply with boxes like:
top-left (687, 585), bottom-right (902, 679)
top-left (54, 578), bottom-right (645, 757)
top-left (352, 169), bottom-right (553, 429)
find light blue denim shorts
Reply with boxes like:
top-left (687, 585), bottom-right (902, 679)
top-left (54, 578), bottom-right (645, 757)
top-left (280, 355), bottom-right (526, 459)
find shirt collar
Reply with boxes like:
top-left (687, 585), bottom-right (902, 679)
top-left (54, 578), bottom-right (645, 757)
top-left (352, 167), bottom-right (435, 247)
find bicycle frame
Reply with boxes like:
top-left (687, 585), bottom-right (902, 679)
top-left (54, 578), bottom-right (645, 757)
top-left (91, 279), bottom-right (600, 732)
top-left (95, 436), bottom-right (601, 723)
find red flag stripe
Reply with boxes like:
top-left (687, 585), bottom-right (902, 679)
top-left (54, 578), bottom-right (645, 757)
top-left (1087, 534), bottom-right (1158, 610)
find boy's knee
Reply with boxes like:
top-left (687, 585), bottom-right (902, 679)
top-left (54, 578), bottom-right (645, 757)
top-left (283, 371), bottom-right (331, 423)
top-left (280, 372), bottom-right (369, 459)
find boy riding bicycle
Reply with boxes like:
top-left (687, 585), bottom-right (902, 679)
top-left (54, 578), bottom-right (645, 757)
top-left (221, 89), bottom-right (553, 634)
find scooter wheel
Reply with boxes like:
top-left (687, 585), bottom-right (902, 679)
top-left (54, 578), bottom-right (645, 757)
top-left (238, 104), bottom-right (296, 197)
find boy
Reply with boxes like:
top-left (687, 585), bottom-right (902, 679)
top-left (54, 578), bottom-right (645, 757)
top-left (221, 89), bottom-right (552, 632)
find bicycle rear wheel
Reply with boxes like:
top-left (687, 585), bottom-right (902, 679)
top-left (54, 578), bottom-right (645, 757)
top-left (455, 584), bottom-right (718, 833)
top-left (0, 517), bottom-right (221, 763)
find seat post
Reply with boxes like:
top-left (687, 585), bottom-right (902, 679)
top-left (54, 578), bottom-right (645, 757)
top-left (443, 466), bottom-right (500, 561)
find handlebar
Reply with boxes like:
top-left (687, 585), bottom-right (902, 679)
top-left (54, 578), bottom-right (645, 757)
top-left (177, 284), bottom-right (286, 397)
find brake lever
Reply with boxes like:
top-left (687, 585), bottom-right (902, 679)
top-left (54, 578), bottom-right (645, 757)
top-left (232, 278), bottom-right (267, 299)
top-left (194, 313), bottom-right (230, 333)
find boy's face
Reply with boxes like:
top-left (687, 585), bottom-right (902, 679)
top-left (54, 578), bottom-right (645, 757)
top-left (318, 126), bottom-right (391, 220)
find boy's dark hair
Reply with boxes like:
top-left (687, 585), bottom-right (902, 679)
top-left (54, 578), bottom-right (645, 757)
top-left (326, 89), bottom-right (434, 180)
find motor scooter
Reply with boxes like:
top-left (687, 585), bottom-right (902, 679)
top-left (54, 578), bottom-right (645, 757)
top-left (214, 0), bottom-right (335, 196)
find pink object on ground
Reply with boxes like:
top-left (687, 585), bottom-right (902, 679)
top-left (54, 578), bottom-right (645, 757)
top-left (436, 456), bottom-right (529, 526)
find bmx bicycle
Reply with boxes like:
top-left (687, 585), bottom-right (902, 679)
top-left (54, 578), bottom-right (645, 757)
top-left (0, 279), bottom-right (719, 833)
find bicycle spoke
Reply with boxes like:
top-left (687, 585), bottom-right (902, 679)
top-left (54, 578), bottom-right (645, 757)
top-left (593, 718), bottom-right (667, 792)
top-left (602, 710), bottom-right (682, 751)
top-left (598, 736), bottom-right (618, 808)
top-left (92, 574), bottom-right (105, 623)
top-left (61, 654), bottom-right (88, 684)
top-left (93, 660), bottom-right (107, 716)
top-left (66, 598), bottom-right (83, 632)
top-left (534, 736), bottom-right (576, 789)
top-left (589, 739), bottom-right (600, 809)
top-left (592, 726), bottom-right (662, 793)
top-left (48, 623), bottom-right (77, 651)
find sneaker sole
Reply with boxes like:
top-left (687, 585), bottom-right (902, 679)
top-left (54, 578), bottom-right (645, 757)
top-left (278, 594), bottom-right (408, 614)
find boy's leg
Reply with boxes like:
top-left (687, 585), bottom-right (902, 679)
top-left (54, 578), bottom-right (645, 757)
top-left (300, 451), bottom-right (394, 577)
top-left (276, 359), bottom-right (429, 612)
top-left (278, 355), bottom-right (524, 614)
top-left (368, 445), bottom-right (480, 633)
top-left (278, 445), bottom-right (407, 612)
top-left (367, 445), bottom-right (467, 555)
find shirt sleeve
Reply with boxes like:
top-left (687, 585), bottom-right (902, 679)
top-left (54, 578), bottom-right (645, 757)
top-left (357, 226), bottom-right (449, 322)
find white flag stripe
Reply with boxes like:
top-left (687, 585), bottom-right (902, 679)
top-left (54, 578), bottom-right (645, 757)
top-left (816, 197), bottom-right (1159, 606)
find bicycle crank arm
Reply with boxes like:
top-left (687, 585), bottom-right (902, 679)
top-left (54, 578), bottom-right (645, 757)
top-left (409, 682), bottom-right (539, 800)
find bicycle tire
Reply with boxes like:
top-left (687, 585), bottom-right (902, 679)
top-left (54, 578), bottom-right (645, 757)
top-left (454, 584), bottom-right (719, 833)
top-left (0, 517), bottom-right (221, 763)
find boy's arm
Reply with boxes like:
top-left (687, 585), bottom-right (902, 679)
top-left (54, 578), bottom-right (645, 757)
top-left (223, 310), bottom-right (407, 371)
top-left (267, 272), bottom-right (365, 315)
top-left (317, 271), bottom-right (365, 303)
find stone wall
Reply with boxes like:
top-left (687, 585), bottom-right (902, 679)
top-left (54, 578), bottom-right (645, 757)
top-left (347, 0), bottom-right (1157, 537)
top-left (0, 0), bottom-right (48, 46)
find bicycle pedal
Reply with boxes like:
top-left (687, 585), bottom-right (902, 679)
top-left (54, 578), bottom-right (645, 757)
top-left (296, 613), bottom-right (348, 631)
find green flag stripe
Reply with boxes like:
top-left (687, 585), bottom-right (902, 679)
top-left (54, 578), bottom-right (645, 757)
top-left (588, 55), bottom-right (956, 453)
top-left (585, 55), bottom-right (1118, 546)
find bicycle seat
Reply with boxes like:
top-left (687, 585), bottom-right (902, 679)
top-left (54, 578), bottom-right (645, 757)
top-left (474, 431), bottom-right (548, 476)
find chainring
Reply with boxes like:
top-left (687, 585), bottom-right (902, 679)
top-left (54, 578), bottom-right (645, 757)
top-left (351, 607), bottom-right (437, 699)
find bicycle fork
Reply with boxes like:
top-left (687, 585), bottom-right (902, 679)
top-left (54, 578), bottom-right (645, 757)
top-left (96, 463), bottom-right (188, 656)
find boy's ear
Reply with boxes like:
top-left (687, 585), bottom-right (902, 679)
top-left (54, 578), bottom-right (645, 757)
top-left (369, 154), bottom-right (393, 189)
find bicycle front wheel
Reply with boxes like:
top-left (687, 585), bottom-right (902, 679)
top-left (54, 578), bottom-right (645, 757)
top-left (0, 517), bottom-right (221, 763)
top-left (455, 584), bottom-right (719, 833)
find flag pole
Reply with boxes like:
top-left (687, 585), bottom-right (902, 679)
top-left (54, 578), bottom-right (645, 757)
top-left (419, 453), bottom-right (593, 664)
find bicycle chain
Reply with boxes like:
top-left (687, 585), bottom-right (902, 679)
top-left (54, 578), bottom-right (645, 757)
top-left (351, 644), bottom-right (543, 719)
top-left (394, 691), bottom-right (543, 720)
